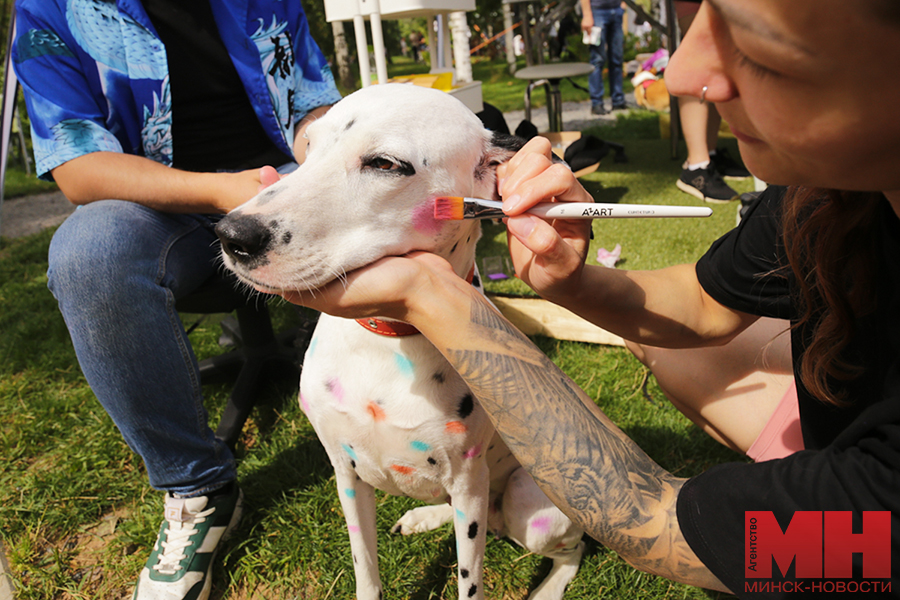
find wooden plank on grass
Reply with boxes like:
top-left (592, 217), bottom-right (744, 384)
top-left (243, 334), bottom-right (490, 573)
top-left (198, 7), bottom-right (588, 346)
top-left (488, 295), bottom-right (625, 347)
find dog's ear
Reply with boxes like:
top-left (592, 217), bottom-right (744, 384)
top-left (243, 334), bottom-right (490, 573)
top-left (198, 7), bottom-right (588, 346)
top-left (475, 131), bottom-right (527, 199)
top-left (475, 131), bottom-right (572, 200)
top-left (482, 131), bottom-right (528, 165)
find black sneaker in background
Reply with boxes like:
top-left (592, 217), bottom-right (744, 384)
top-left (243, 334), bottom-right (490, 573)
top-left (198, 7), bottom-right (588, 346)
top-left (676, 163), bottom-right (738, 203)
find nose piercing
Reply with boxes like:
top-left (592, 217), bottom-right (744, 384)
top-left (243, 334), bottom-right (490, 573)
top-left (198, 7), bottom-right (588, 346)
top-left (700, 85), bottom-right (708, 104)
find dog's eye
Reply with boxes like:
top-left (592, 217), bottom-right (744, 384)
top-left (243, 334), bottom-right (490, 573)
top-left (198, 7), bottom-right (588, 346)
top-left (368, 157), bottom-right (393, 170)
top-left (362, 155), bottom-right (415, 176)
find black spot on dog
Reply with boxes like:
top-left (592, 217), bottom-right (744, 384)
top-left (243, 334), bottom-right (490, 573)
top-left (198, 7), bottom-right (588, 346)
top-left (350, 460), bottom-right (356, 468)
top-left (458, 394), bottom-right (474, 419)
top-left (460, 568), bottom-right (469, 578)
top-left (281, 231), bottom-right (292, 245)
top-left (468, 521), bottom-right (479, 539)
top-left (468, 584), bottom-right (478, 597)
top-left (344, 118), bottom-right (356, 131)
top-left (255, 187), bottom-right (280, 206)
top-left (451, 241), bottom-right (459, 253)
top-left (428, 457), bottom-right (437, 465)
top-left (433, 371), bottom-right (445, 384)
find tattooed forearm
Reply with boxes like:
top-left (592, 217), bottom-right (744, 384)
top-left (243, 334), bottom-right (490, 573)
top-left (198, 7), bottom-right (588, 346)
top-left (442, 294), bottom-right (726, 591)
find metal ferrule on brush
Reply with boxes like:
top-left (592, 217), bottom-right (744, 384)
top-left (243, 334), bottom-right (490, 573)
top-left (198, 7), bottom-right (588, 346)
top-left (462, 198), bottom-right (505, 219)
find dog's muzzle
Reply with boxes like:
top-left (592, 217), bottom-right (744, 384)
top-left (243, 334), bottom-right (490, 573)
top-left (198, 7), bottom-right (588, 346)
top-left (216, 214), bottom-right (272, 269)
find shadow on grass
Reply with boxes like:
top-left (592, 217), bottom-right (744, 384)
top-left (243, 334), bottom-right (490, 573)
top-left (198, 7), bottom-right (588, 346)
top-left (624, 422), bottom-right (745, 479)
top-left (583, 181), bottom-right (628, 204)
top-left (405, 534), bottom-right (457, 600)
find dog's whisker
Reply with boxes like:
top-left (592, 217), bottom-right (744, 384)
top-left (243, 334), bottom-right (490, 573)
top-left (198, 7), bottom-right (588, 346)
top-left (335, 267), bottom-right (350, 291)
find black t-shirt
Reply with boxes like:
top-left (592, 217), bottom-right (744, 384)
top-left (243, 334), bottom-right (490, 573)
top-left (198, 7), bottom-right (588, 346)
top-left (143, 0), bottom-right (292, 172)
top-left (678, 186), bottom-right (900, 597)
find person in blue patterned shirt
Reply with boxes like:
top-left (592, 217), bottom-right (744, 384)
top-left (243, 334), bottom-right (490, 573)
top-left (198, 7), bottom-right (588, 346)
top-left (13, 1), bottom-right (342, 597)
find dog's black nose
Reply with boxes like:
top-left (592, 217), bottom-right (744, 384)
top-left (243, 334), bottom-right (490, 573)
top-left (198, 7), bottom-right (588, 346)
top-left (215, 214), bottom-right (272, 266)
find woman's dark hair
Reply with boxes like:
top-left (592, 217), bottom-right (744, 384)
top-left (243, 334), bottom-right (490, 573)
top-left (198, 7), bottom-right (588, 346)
top-left (781, 187), bottom-right (882, 405)
top-left (869, 0), bottom-right (900, 24)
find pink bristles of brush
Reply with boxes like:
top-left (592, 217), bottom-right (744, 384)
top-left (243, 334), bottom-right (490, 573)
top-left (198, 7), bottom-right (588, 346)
top-left (433, 196), bottom-right (712, 220)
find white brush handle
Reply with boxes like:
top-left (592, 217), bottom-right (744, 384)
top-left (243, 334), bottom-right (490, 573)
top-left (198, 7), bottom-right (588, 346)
top-left (528, 202), bottom-right (712, 219)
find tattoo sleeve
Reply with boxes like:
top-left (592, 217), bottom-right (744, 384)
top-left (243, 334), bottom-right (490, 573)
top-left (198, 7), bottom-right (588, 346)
top-left (440, 293), bottom-right (727, 591)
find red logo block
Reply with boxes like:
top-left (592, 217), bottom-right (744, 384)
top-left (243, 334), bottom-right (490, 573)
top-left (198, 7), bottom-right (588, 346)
top-left (746, 511), bottom-right (891, 579)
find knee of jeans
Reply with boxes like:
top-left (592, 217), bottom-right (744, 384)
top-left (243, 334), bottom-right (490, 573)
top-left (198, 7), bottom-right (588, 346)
top-left (47, 202), bottom-right (164, 305)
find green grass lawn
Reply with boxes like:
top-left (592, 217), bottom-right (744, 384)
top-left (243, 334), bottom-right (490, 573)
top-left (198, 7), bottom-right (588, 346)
top-left (0, 59), bottom-right (749, 599)
top-left (2, 166), bottom-right (59, 199)
top-left (384, 55), bottom-right (631, 114)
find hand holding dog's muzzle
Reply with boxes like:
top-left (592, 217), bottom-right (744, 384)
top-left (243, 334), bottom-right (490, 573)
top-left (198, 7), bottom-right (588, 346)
top-left (275, 251), bottom-right (467, 327)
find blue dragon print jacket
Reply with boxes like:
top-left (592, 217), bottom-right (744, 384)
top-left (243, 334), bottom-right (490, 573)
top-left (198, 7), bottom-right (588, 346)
top-left (13, 0), bottom-right (343, 180)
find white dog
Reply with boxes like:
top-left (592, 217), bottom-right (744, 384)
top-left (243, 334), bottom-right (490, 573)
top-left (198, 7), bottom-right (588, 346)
top-left (216, 84), bottom-right (584, 600)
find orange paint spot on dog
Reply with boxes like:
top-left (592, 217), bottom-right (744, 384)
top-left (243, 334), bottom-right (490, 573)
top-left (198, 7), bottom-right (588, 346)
top-left (445, 421), bottom-right (467, 434)
top-left (391, 464), bottom-right (414, 475)
top-left (366, 401), bottom-right (386, 421)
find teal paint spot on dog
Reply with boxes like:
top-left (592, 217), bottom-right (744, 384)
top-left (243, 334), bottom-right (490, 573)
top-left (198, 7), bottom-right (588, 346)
top-left (411, 440), bottom-right (431, 452)
top-left (395, 353), bottom-right (415, 377)
top-left (342, 444), bottom-right (357, 461)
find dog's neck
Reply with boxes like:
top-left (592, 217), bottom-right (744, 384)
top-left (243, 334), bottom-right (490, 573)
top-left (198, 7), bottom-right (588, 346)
top-left (442, 219), bottom-right (482, 278)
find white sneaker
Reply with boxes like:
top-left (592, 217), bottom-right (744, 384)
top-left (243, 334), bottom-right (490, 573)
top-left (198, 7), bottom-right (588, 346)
top-left (132, 484), bottom-right (242, 600)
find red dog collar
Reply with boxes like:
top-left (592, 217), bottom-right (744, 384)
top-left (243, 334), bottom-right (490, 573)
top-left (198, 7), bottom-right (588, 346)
top-left (355, 317), bottom-right (421, 337)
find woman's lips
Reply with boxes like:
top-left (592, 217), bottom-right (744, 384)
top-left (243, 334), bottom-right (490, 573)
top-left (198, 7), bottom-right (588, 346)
top-left (729, 124), bottom-right (763, 145)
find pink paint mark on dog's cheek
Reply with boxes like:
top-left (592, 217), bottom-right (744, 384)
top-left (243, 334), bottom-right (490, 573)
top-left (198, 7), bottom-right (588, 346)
top-left (411, 199), bottom-right (443, 235)
top-left (299, 392), bottom-right (310, 414)
top-left (530, 516), bottom-right (552, 533)
top-left (348, 524), bottom-right (361, 533)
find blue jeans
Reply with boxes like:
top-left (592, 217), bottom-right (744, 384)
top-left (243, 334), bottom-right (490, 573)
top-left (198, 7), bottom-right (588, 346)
top-left (588, 6), bottom-right (625, 108)
top-left (47, 164), bottom-right (296, 497)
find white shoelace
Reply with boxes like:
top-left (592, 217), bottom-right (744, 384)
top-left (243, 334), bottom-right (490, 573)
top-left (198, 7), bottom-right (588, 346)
top-left (152, 506), bottom-right (215, 574)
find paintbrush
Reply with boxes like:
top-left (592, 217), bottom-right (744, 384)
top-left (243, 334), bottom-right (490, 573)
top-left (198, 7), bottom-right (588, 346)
top-left (433, 196), bottom-right (713, 220)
